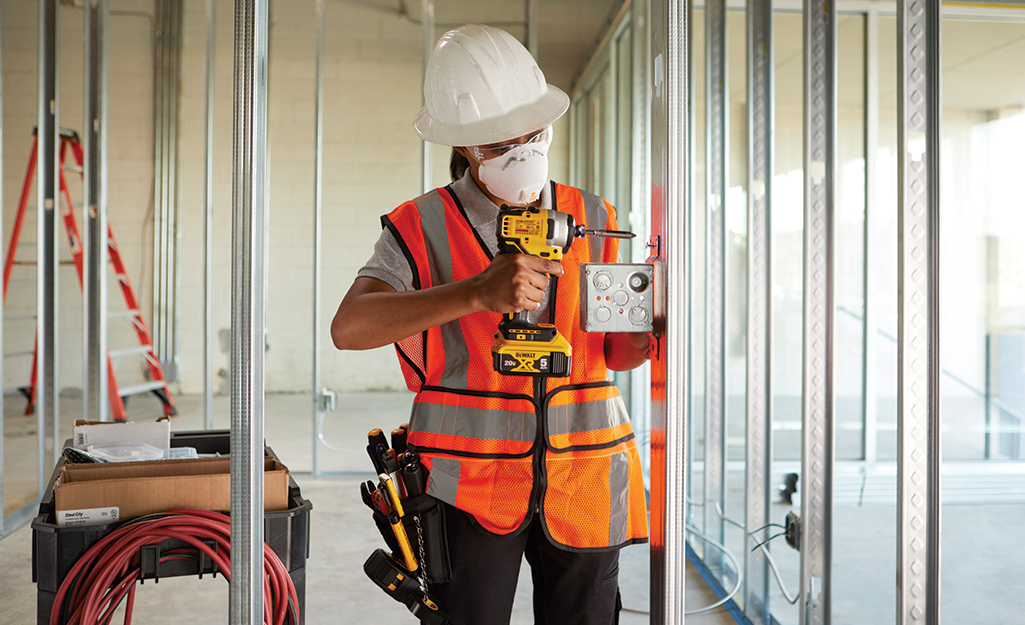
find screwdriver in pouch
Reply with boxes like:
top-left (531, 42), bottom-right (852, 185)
top-left (367, 429), bottom-right (390, 472)
top-left (379, 471), bottom-right (417, 571)
top-left (391, 428), bottom-right (408, 455)
top-left (369, 429), bottom-right (389, 454)
top-left (388, 509), bottom-right (418, 572)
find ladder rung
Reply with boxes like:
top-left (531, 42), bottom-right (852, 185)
top-left (11, 261), bottom-right (78, 266)
top-left (109, 345), bottom-right (152, 359)
top-left (118, 380), bottom-right (166, 397)
top-left (63, 165), bottom-right (84, 174)
top-left (3, 351), bottom-right (34, 359)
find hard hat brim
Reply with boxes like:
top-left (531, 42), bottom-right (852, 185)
top-left (413, 84), bottom-right (570, 147)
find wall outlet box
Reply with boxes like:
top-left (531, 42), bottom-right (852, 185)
top-left (579, 263), bottom-right (654, 333)
top-left (785, 511), bottom-right (801, 551)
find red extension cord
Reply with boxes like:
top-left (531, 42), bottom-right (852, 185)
top-left (50, 508), bottom-right (299, 625)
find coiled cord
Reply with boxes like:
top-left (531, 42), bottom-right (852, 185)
top-left (50, 508), bottom-right (298, 625)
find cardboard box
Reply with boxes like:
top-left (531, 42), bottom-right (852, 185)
top-left (54, 456), bottom-right (289, 525)
top-left (73, 420), bottom-right (170, 455)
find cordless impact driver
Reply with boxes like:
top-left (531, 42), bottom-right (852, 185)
top-left (491, 205), bottom-right (633, 376)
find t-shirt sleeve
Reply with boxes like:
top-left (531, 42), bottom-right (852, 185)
top-left (356, 227), bottom-right (415, 293)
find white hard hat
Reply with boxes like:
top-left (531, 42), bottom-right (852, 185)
top-left (414, 24), bottom-right (570, 147)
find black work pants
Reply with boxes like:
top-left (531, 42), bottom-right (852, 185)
top-left (426, 503), bottom-right (621, 625)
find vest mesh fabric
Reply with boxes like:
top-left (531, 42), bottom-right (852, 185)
top-left (386, 183), bottom-right (649, 549)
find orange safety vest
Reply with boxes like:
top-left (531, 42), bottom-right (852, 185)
top-left (383, 182), bottom-right (648, 551)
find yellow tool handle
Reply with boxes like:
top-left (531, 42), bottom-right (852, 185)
top-left (390, 513), bottom-right (419, 572)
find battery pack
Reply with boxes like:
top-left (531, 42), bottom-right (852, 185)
top-left (491, 317), bottom-right (572, 376)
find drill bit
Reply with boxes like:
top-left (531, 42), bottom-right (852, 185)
top-left (584, 228), bottom-right (635, 239)
top-left (571, 224), bottom-right (635, 240)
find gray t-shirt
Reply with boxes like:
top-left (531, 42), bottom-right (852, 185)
top-left (357, 173), bottom-right (554, 322)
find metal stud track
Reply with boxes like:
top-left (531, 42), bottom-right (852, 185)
top-left (897, 1), bottom-right (942, 623)
top-left (745, 0), bottom-right (774, 621)
top-left (801, 1), bottom-right (836, 623)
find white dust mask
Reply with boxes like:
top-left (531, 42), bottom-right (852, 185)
top-left (472, 128), bottom-right (552, 205)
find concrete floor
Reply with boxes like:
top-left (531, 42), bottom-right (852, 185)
top-left (3, 390), bottom-right (1023, 624)
top-left (0, 391), bottom-right (734, 625)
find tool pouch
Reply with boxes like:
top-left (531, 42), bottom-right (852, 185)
top-left (400, 493), bottom-right (452, 584)
top-left (366, 494), bottom-right (452, 584)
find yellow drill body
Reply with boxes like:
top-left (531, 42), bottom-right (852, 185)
top-left (492, 206), bottom-right (576, 377)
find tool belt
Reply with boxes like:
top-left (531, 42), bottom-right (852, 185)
top-left (359, 425), bottom-right (452, 624)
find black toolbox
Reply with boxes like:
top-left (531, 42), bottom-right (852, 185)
top-left (31, 430), bottom-right (312, 624)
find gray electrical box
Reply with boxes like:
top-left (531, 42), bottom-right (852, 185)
top-left (579, 263), bottom-right (654, 333)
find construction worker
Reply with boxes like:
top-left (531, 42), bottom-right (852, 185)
top-left (332, 24), bottom-right (649, 625)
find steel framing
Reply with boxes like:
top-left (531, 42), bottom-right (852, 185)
top-left (84, 0), bottom-right (110, 423)
top-left (703, 0), bottom-right (728, 574)
top-left (313, 0), bottom-right (326, 475)
top-left (896, 1), bottom-right (942, 623)
top-left (421, 0), bottom-right (435, 194)
top-left (801, 1), bottom-right (836, 624)
top-left (204, 0), bottom-right (216, 430)
top-left (629, 0), bottom-right (652, 474)
top-left (154, 0), bottom-right (183, 383)
top-left (38, 0), bottom-right (61, 494)
top-left (0, 0), bottom-right (5, 537)
top-left (685, 0), bottom-right (696, 528)
top-left (526, 0), bottom-right (539, 59)
top-left (649, 0), bottom-right (691, 622)
top-left (744, 0), bottom-right (773, 621)
top-left (862, 7), bottom-right (880, 466)
top-left (229, 0), bottom-right (269, 621)
top-left (1, 0), bottom-right (65, 543)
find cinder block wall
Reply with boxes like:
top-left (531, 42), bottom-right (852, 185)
top-left (1, 0), bottom-right (158, 398)
top-left (1, 0), bottom-right (572, 399)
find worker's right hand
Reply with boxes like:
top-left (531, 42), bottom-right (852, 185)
top-left (472, 253), bottom-right (564, 314)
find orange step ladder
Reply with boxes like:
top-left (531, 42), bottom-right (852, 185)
top-left (3, 128), bottom-right (177, 421)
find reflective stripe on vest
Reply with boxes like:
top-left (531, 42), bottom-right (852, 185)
top-left (412, 192), bottom-right (475, 390)
top-left (408, 387), bottom-right (536, 457)
top-left (384, 183), bottom-right (649, 548)
top-left (546, 385), bottom-right (632, 450)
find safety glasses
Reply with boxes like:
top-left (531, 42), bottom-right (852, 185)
top-left (469, 126), bottom-right (552, 163)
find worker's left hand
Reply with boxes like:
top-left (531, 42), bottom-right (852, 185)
top-left (625, 332), bottom-right (652, 357)
top-left (604, 332), bottom-right (653, 371)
